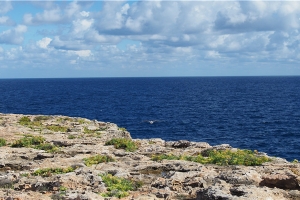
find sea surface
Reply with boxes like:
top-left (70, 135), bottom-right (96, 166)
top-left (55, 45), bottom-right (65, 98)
top-left (0, 77), bottom-right (299, 161)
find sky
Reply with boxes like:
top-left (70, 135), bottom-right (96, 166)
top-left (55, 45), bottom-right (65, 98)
top-left (1, 0), bottom-right (300, 78)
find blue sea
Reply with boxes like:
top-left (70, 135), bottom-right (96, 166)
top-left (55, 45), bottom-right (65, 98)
top-left (0, 77), bottom-right (299, 161)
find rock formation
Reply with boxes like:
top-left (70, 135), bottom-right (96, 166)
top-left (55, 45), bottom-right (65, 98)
top-left (0, 113), bottom-right (299, 200)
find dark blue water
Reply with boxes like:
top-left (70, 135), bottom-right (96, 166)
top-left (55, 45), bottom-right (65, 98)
top-left (0, 77), bottom-right (299, 161)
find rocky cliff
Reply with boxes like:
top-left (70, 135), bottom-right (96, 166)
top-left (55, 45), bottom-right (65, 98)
top-left (0, 113), bottom-right (299, 200)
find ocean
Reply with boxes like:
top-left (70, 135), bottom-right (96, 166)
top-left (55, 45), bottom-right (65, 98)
top-left (0, 77), bottom-right (299, 161)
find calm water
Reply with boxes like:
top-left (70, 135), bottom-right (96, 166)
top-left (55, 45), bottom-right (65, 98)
top-left (0, 77), bottom-right (299, 161)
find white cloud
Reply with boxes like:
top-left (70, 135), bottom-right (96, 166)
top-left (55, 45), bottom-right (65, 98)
top-left (0, 16), bottom-right (13, 26)
top-left (70, 50), bottom-right (92, 57)
top-left (37, 37), bottom-right (52, 49)
top-left (72, 18), bottom-right (94, 35)
top-left (0, 25), bottom-right (27, 45)
top-left (2, 1), bottom-right (300, 77)
top-left (0, 1), bottom-right (12, 14)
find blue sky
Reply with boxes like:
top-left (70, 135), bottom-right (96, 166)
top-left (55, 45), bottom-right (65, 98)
top-left (1, 1), bottom-right (300, 78)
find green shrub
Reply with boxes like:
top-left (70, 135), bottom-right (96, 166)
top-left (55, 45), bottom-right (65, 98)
top-left (34, 116), bottom-right (51, 121)
top-left (151, 149), bottom-right (271, 166)
top-left (77, 119), bottom-right (87, 124)
top-left (46, 125), bottom-right (69, 132)
top-left (83, 155), bottom-right (115, 166)
top-left (0, 138), bottom-right (6, 147)
top-left (118, 127), bottom-right (127, 132)
top-left (20, 173), bottom-right (30, 177)
top-left (19, 116), bottom-right (46, 128)
top-left (19, 116), bottom-right (31, 125)
top-left (11, 135), bottom-right (45, 147)
top-left (207, 149), bottom-right (271, 166)
top-left (35, 143), bottom-right (60, 153)
top-left (100, 174), bottom-right (142, 198)
top-left (33, 167), bottom-right (75, 177)
top-left (68, 135), bottom-right (76, 139)
top-left (105, 138), bottom-right (138, 152)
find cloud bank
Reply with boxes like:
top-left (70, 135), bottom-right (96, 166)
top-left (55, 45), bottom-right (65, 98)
top-left (0, 1), bottom-right (300, 78)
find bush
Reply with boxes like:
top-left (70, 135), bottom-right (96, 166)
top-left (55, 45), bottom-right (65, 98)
top-left (83, 155), bottom-right (115, 166)
top-left (33, 167), bottom-right (75, 177)
top-left (19, 116), bottom-right (31, 126)
top-left (46, 125), bottom-right (69, 132)
top-left (68, 135), bottom-right (76, 139)
top-left (0, 138), bottom-right (6, 147)
top-left (105, 138), bottom-right (138, 152)
top-left (35, 143), bottom-right (60, 153)
top-left (100, 174), bottom-right (142, 198)
top-left (33, 116), bottom-right (51, 121)
top-left (11, 135), bottom-right (45, 147)
top-left (151, 149), bottom-right (271, 166)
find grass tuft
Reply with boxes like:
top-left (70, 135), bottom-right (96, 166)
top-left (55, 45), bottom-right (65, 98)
top-left (105, 138), bottom-right (138, 152)
top-left (46, 125), bottom-right (69, 132)
top-left (83, 155), bottom-right (115, 166)
top-left (11, 135), bottom-right (45, 147)
top-left (35, 143), bottom-right (60, 153)
top-left (33, 167), bottom-right (75, 177)
top-left (19, 116), bottom-right (31, 126)
top-left (0, 138), bottom-right (6, 147)
top-left (100, 173), bottom-right (142, 198)
top-left (152, 149), bottom-right (271, 166)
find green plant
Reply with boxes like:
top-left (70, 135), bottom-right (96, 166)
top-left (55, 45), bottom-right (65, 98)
top-left (59, 186), bottom-right (67, 191)
top-left (207, 149), bottom-right (271, 166)
top-left (35, 143), bottom-right (60, 153)
top-left (46, 125), bottom-right (69, 132)
top-left (68, 135), bottom-right (76, 139)
top-left (34, 116), bottom-right (51, 121)
top-left (151, 149), bottom-right (271, 166)
top-left (83, 155), bottom-right (115, 166)
top-left (11, 135), bottom-right (45, 147)
top-left (105, 138), bottom-right (138, 152)
top-left (0, 138), bottom-right (6, 147)
top-left (33, 167), bottom-right (75, 177)
top-left (77, 119), bottom-right (86, 124)
top-left (100, 174), bottom-right (142, 198)
top-left (19, 116), bottom-right (31, 125)
top-left (292, 159), bottom-right (299, 163)
top-left (118, 127), bottom-right (127, 131)
top-left (20, 173), bottom-right (30, 177)
top-left (0, 183), bottom-right (14, 189)
top-left (83, 127), bottom-right (95, 134)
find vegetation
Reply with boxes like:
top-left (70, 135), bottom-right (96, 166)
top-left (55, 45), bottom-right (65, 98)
top-left (100, 173), bottom-right (142, 198)
top-left (118, 127), bottom-right (127, 132)
top-left (151, 149), bottom-right (271, 166)
top-left (19, 116), bottom-right (69, 133)
top-left (19, 116), bottom-right (32, 126)
top-left (83, 155), bottom-right (115, 166)
top-left (77, 118), bottom-right (87, 124)
top-left (0, 138), bottom-right (6, 147)
top-left (34, 116), bottom-right (51, 122)
top-left (11, 135), bottom-right (60, 153)
top-left (46, 125), bottom-right (69, 132)
top-left (68, 135), bottom-right (76, 139)
top-left (20, 173), bottom-right (30, 177)
top-left (35, 143), bottom-right (60, 153)
top-left (11, 135), bottom-right (45, 147)
top-left (33, 167), bottom-right (75, 177)
top-left (105, 138), bottom-right (138, 152)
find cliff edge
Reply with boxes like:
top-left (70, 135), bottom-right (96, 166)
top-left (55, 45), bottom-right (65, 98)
top-left (0, 113), bottom-right (299, 200)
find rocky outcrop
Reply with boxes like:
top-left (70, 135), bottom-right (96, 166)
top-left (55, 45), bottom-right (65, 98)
top-left (0, 113), bottom-right (299, 200)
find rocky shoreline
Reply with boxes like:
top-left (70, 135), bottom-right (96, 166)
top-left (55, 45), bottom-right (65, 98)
top-left (0, 113), bottom-right (299, 200)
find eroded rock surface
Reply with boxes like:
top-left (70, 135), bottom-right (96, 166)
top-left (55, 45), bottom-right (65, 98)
top-left (0, 113), bottom-right (299, 200)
